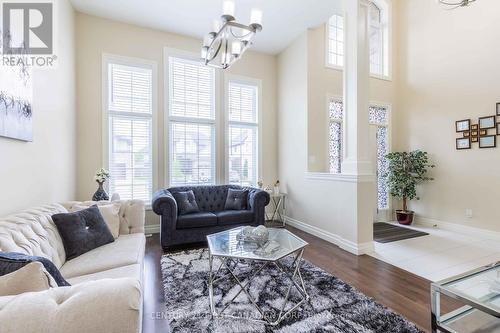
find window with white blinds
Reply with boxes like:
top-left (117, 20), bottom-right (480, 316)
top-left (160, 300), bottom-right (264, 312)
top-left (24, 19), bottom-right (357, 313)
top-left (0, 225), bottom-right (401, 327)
top-left (168, 56), bottom-right (216, 186)
top-left (107, 62), bottom-right (154, 202)
top-left (227, 81), bottom-right (259, 186)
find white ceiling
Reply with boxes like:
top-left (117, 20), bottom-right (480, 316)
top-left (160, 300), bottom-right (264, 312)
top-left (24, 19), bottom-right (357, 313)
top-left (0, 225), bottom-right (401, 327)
top-left (70, 0), bottom-right (344, 55)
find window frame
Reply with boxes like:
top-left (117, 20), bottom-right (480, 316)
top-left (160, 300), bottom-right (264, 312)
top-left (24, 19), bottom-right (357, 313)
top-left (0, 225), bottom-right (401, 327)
top-left (324, 13), bottom-right (345, 71)
top-left (368, 101), bottom-right (392, 215)
top-left (224, 74), bottom-right (262, 186)
top-left (164, 49), bottom-right (221, 187)
top-left (325, 94), bottom-right (344, 173)
top-left (101, 53), bottom-right (158, 205)
top-left (164, 47), bottom-right (223, 188)
top-left (323, 0), bottom-right (392, 81)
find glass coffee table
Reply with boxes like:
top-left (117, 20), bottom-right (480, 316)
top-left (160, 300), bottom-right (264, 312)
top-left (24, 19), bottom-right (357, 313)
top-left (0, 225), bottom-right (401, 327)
top-left (206, 226), bottom-right (309, 326)
top-left (431, 262), bottom-right (500, 333)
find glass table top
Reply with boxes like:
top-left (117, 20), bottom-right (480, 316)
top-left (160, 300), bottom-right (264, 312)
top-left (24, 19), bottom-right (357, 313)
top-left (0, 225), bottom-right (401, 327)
top-left (440, 263), bottom-right (500, 312)
top-left (206, 226), bottom-right (308, 261)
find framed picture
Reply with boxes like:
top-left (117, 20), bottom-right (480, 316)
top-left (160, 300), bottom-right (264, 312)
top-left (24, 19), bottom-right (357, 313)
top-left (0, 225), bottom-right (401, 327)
top-left (479, 116), bottom-right (496, 129)
top-left (456, 119), bottom-right (470, 132)
top-left (471, 130), bottom-right (479, 136)
top-left (497, 123), bottom-right (500, 135)
top-left (463, 131), bottom-right (470, 137)
top-left (479, 135), bottom-right (496, 148)
top-left (497, 103), bottom-right (500, 116)
top-left (480, 129), bottom-right (488, 136)
top-left (456, 138), bottom-right (471, 150)
top-left (471, 137), bottom-right (478, 143)
top-left (471, 124), bottom-right (479, 130)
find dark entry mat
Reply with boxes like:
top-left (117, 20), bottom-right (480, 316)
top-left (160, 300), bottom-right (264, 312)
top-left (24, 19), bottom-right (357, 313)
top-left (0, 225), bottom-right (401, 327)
top-left (374, 222), bottom-right (429, 243)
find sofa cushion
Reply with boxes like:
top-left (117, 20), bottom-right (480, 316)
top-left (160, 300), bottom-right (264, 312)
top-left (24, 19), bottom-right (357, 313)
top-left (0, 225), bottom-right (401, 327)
top-left (62, 200), bottom-right (146, 235)
top-left (215, 210), bottom-right (254, 226)
top-left (0, 204), bottom-right (68, 269)
top-left (67, 264), bottom-right (141, 285)
top-left (52, 205), bottom-right (115, 260)
top-left (0, 278), bottom-right (142, 333)
top-left (172, 190), bottom-right (200, 215)
top-left (224, 189), bottom-right (248, 210)
top-left (0, 262), bottom-right (56, 296)
top-left (0, 252), bottom-right (70, 287)
top-left (70, 203), bottom-right (121, 239)
top-left (60, 233), bottom-right (145, 279)
top-left (176, 212), bottom-right (217, 229)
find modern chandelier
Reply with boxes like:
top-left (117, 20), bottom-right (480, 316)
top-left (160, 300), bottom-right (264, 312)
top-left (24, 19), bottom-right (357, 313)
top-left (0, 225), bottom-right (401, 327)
top-left (437, 0), bottom-right (477, 9)
top-left (201, 0), bottom-right (262, 69)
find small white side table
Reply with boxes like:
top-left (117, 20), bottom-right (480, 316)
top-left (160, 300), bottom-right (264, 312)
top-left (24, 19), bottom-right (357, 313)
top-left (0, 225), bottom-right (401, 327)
top-left (265, 192), bottom-right (287, 228)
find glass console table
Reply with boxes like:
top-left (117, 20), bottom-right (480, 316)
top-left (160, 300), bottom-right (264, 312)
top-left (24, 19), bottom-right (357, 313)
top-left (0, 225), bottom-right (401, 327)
top-left (431, 262), bottom-right (500, 333)
top-left (265, 192), bottom-right (286, 227)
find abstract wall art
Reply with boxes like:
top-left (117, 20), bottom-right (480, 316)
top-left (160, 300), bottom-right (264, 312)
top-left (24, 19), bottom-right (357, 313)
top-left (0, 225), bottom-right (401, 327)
top-left (0, 63), bottom-right (33, 141)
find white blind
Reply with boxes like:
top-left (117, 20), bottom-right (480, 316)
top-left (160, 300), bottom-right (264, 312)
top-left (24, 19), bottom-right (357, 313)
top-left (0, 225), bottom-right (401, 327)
top-left (228, 81), bottom-right (258, 186)
top-left (110, 64), bottom-right (152, 114)
top-left (169, 56), bottom-right (215, 186)
top-left (169, 57), bottom-right (214, 119)
top-left (229, 82), bottom-right (257, 123)
top-left (107, 62), bottom-right (153, 202)
top-left (327, 14), bottom-right (344, 67)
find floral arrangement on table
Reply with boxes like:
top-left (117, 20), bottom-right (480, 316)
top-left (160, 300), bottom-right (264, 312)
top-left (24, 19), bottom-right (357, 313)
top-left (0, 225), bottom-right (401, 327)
top-left (92, 168), bottom-right (110, 201)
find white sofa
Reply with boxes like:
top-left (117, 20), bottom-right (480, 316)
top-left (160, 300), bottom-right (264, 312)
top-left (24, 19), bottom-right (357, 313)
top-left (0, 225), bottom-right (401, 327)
top-left (0, 200), bottom-right (145, 333)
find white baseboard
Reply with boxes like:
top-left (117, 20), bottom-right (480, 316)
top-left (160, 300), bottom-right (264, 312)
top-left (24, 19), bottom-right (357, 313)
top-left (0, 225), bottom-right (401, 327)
top-left (284, 216), bottom-right (374, 256)
top-left (144, 223), bottom-right (161, 235)
top-left (414, 216), bottom-right (500, 241)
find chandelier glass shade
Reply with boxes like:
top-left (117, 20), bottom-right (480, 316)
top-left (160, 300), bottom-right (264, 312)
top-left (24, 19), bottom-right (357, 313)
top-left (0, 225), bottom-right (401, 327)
top-left (437, 0), bottom-right (477, 9)
top-left (201, 1), bottom-right (262, 69)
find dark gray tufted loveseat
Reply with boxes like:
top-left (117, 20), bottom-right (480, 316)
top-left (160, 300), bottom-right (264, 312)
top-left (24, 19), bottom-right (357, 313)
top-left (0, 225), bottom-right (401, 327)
top-left (152, 185), bottom-right (270, 250)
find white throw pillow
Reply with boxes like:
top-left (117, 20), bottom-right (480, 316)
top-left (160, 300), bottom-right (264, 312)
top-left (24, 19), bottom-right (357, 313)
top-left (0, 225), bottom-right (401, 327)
top-left (0, 262), bottom-right (57, 296)
top-left (71, 203), bottom-right (121, 239)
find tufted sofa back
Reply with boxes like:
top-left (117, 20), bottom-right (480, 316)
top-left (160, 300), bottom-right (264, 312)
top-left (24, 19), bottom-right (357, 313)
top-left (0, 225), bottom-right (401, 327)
top-left (0, 200), bottom-right (145, 270)
top-left (61, 200), bottom-right (145, 235)
top-left (168, 185), bottom-right (246, 212)
top-left (0, 204), bottom-right (67, 269)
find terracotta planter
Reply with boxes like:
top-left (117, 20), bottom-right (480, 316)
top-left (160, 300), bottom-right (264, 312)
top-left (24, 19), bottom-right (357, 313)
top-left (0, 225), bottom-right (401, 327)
top-left (396, 210), bottom-right (414, 225)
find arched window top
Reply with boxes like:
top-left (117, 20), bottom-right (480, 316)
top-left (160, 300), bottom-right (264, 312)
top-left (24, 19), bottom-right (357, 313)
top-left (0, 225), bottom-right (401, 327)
top-left (369, 1), bottom-right (382, 24)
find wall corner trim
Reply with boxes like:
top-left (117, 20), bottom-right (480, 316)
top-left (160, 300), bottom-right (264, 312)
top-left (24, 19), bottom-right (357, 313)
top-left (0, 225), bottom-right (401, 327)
top-left (415, 216), bottom-right (500, 242)
top-left (284, 216), bottom-right (374, 255)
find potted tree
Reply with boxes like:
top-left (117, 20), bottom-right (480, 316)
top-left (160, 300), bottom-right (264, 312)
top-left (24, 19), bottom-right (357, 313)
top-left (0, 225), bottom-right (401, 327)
top-left (386, 150), bottom-right (435, 225)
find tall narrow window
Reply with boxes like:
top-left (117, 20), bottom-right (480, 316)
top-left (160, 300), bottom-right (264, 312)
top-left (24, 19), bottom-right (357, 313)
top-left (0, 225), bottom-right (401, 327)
top-left (326, 14), bottom-right (344, 68)
top-left (107, 61), bottom-right (154, 202)
top-left (369, 2), bottom-right (385, 76)
top-left (227, 81), bottom-right (259, 186)
top-left (369, 105), bottom-right (389, 210)
top-left (325, 2), bottom-right (389, 77)
top-left (328, 98), bottom-right (343, 174)
top-left (168, 56), bottom-right (215, 186)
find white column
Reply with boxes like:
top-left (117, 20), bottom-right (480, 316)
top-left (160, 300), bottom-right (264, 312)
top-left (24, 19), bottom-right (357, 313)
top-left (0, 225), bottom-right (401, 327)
top-left (342, 0), bottom-right (375, 249)
top-left (342, 0), bottom-right (373, 176)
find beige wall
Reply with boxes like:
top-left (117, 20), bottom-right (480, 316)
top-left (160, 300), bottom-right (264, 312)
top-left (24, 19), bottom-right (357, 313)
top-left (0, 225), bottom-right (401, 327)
top-left (0, 0), bottom-right (76, 216)
top-left (75, 13), bottom-right (278, 226)
top-left (278, 32), bottom-right (373, 253)
top-left (394, 0), bottom-right (500, 231)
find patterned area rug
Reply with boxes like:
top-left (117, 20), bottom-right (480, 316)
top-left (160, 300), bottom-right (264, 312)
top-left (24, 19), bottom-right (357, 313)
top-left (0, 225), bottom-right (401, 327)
top-left (161, 249), bottom-right (423, 333)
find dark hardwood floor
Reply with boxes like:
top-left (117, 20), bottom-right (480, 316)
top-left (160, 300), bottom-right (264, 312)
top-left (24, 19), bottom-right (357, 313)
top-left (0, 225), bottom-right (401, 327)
top-left (142, 226), bottom-right (461, 333)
